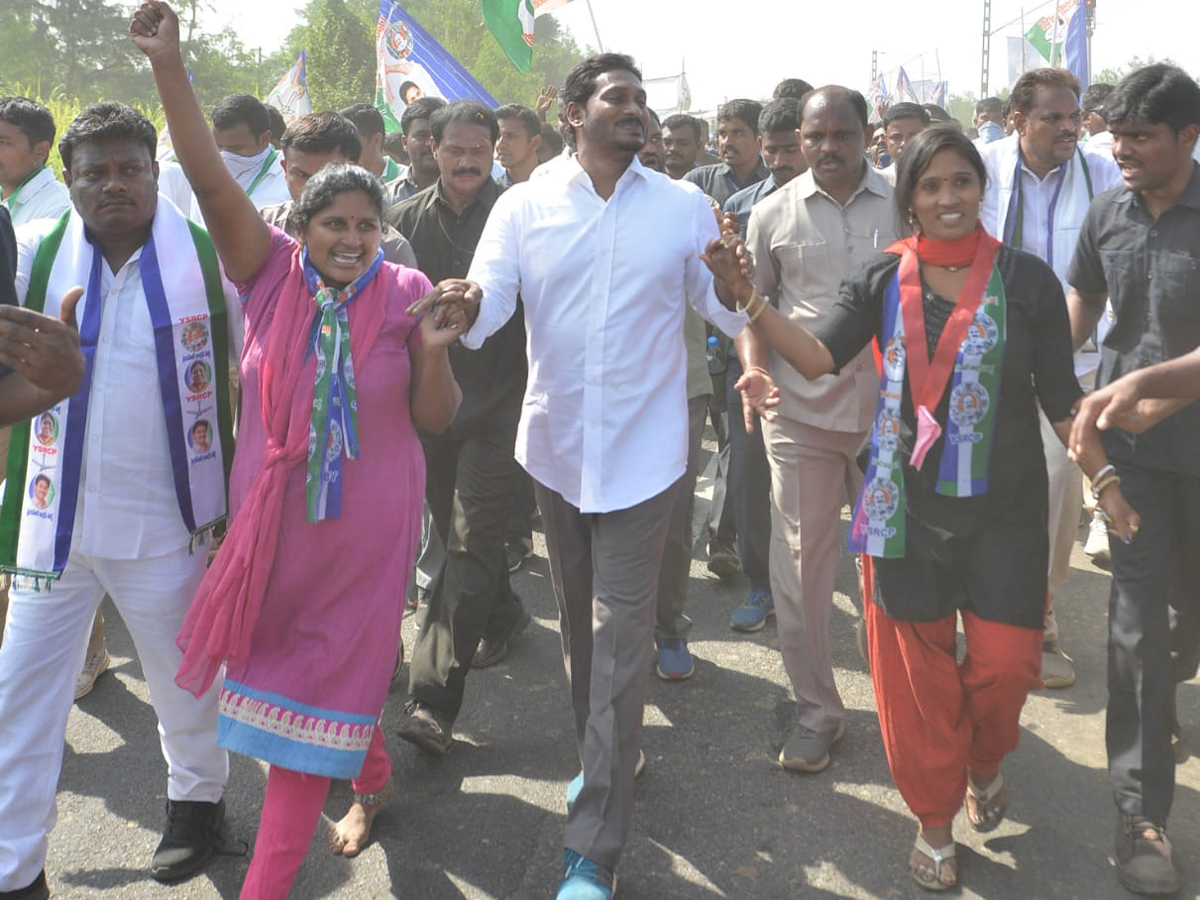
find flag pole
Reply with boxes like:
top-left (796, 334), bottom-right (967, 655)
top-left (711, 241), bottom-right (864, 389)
top-left (585, 0), bottom-right (605, 52)
top-left (1050, 0), bottom-right (1061, 65)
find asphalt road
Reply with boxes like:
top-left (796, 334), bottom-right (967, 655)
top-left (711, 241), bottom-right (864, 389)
top-left (46, 437), bottom-right (1200, 900)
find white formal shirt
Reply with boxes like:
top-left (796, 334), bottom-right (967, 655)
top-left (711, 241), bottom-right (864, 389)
top-left (14, 216), bottom-right (240, 559)
top-left (463, 155), bottom-right (746, 514)
top-left (4, 166), bottom-right (70, 228)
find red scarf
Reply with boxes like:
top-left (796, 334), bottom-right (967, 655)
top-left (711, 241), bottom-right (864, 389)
top-left (884, 224), bottom-right (1002, 469)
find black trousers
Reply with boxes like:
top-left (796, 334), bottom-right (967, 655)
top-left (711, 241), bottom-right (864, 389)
top-left (1107, 463), bottom-right (1200, 823)
top-left (725, 356), bottom-right (772, 591)
top-left (407, 420), bottom-right (524, 717)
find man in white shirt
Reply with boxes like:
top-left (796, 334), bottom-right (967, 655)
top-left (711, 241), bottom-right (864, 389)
top-left (429, 54), bottom-right (746, 900)
top-left (0, 103), bottom-right (233, 900)
top-left (0, 98), bottom-right (71, 227)
top-left (979, 67), bottom-right (1122, 689)
top-left (190, 93), bottom-right (290, 220)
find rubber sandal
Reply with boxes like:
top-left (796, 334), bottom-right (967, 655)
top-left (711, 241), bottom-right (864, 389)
top-left (911, 835), bottom-right (957, 892)
top-left (964, 770), bottom-right (1007, 833)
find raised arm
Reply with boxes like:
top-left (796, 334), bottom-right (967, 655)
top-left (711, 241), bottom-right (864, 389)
top-left (130, 1), bottom-right (271, 283)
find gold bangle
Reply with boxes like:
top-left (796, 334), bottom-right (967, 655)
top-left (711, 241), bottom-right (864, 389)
top-left (1092, 473), bottom-right (1121, 498)
top-left (748, 295), bottom-right (768, 323)
top-left (736, 289), bottom-right (762, 316)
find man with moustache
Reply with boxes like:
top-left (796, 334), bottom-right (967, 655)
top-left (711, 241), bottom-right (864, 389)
top-left (388, 96), bottom-right (446, 204)
top-left (1066, 64), bottom-right (1200, 896)
top-left (662, 113), bottom-right (703, 180)
top-left (424, 53), bottom-right (747, 896)
top-left (980, 67), bottom-right (1122, 690)
top-left (638, 108), bottom-right (665, 173)
top-left (740, 86), bottom-right (895, 773)
top-left (685, 99), bottom-right (768, 208)
top-left (0, 102), bottom-right (234, 899)
top-left (388, 101), bottom-right (529, 754)
top-left (721, 97), bottom-right (805, 633)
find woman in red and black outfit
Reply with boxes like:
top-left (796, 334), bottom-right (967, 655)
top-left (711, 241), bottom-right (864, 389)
top-left (703, 126), bottom-right (1139, 891)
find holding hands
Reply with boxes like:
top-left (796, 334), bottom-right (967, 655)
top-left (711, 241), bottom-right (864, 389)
top-left (408, 279), bottom-right (481, 348)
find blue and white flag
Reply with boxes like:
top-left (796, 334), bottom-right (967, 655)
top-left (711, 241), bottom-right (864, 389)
top-left (1063, 0), bottom-right (1089, 92)
top-left (266, 52), bottom-right (313, 124)
top-left (374, 0), bottom-right (499, 132)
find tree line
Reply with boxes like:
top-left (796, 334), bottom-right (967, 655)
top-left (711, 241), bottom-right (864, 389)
top-left (0, 0), bottom-right (588, 119)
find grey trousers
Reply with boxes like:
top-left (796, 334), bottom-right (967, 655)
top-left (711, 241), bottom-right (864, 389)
top-left (536, 478), bottom-right (679, 869)
top-left (655, 396), bottom-right (708, 640)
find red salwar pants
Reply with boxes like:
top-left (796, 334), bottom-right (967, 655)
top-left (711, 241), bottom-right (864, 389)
top-left (863, 557), bottom-right (1044, 828)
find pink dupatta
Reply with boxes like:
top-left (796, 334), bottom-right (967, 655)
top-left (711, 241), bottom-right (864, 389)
top-left (175, 244), bottom-right (389, 696)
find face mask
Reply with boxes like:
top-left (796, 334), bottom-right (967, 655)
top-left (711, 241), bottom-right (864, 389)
top-left (220, 144), bottom-right (273, 183)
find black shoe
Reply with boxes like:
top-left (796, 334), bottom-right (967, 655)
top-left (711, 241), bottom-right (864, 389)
top-left (506, 541), bottom-right (533, 574)
top-left (396, 699), bottom-right (455, 754)
top-left (706, 541), bottom-right (740, 579)
top-left (0, 870), bottom-right (49, 900)
top-left (473, 606), bottom-right (532, 669)
top-left (1115, 815), bottom-right (1181, 896)
top-left (151, 798), bottom-right (225, 883)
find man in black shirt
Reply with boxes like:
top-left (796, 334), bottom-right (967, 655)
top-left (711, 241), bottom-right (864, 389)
top-left (389, 101), bottom-right (529, 754)
top-left (683, 99), bottom-right (768, 207)
top-left (662, 113), bottom-right (702, 180)
top-left (1066, 64), bottom-right (1200, 897)
top-left (388, 96), bottom-right (446, 204)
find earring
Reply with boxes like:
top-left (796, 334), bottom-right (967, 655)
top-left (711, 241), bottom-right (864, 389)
top-left (907, 209), bottom-right (915, 226)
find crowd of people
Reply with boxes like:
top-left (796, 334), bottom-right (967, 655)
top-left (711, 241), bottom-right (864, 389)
top-left (0, 0), bottom-right (1198, 897)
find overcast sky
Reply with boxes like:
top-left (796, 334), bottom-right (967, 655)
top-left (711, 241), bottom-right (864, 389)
top-left (202, 0), bottom-right (1195, 111)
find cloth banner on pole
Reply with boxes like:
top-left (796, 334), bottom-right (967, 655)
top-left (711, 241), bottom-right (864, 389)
top-left (534, 0), bottom-right (578, 13)
top-left (1063, 0), bottom-right (1090, 92)
top-left (1025, 0), bottom-right (1079, 67)
top-left (266, 52), bottom-right (313, 124)
top-left (481, 0), bottom-right (536, 73)
top-left (375, 0), bottom-right (499, 132)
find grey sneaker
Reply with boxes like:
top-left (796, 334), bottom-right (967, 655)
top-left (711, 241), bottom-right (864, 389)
top-left (1041, 641), bottom-right (1076, 689)
top-left (1115, 815), bottom-right (1180, 895)
top-left (778, 720), bottom-right (844, 773)
top-left (74, 646), bottom-right (111, 700)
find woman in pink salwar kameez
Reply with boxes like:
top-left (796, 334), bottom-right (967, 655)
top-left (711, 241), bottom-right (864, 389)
top-left (133, 3), bottom-right (464, 897)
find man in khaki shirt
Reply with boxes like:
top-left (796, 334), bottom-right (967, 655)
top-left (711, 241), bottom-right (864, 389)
top-left (741, 86), bottom-right (897, 772)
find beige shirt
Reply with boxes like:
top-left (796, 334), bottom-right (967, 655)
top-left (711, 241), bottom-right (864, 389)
top-left (747, 164), bottom-right (897, 431)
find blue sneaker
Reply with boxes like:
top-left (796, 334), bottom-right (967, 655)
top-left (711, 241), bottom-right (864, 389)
top-left (655, 638), bottom-right (695, 680)
top-left (730, 587), bottom-right (774, 632)
top-left (566, 750), bottom-right (646, 812)
top-left (556, 849), bottom-right (614, 899)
